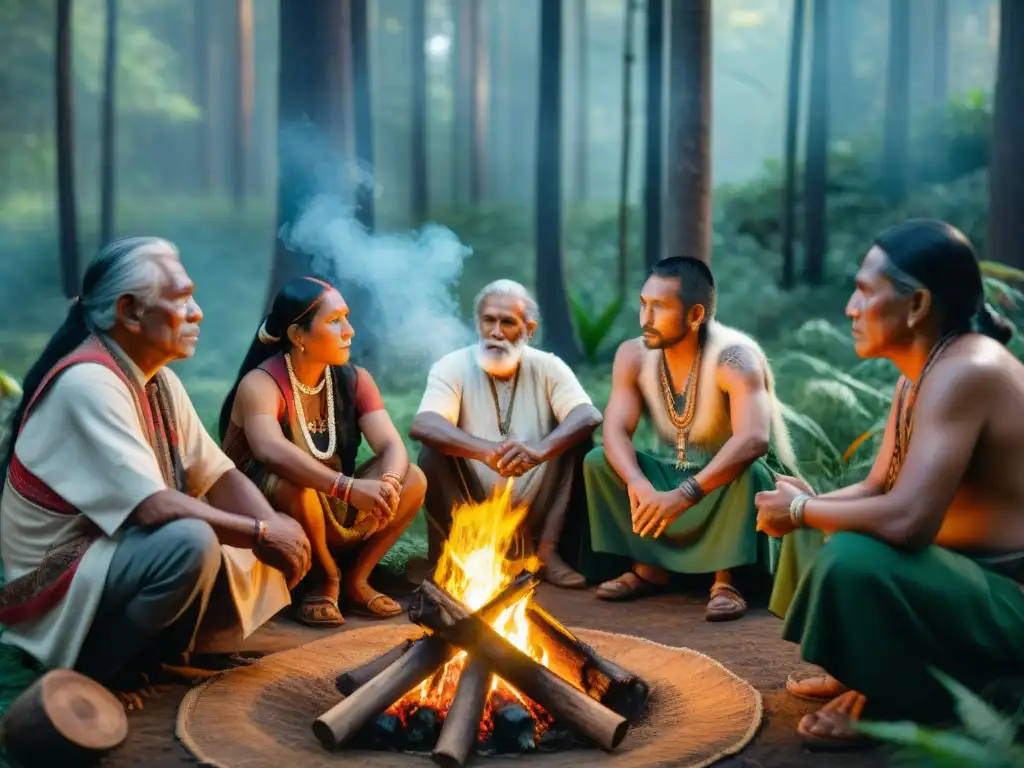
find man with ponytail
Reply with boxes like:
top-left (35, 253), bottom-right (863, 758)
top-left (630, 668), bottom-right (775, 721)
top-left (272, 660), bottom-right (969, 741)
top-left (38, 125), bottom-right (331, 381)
top-left (756, 220), bottom-right (1024, 747)
top-left (220, 277), bottom-right (425, 626)
top-left (0, 237), bottom-right (311, 697)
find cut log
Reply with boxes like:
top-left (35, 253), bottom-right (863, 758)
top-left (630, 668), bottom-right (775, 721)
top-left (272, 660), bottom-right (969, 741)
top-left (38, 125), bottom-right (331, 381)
top-left (313, 570), bottom-right (540, 751)
top-left (411, 581), bottom-right (629, 751)
top-left (0, 669), bottom-right (128, 766)
top-left (313, 634), bottom-right (451, 750)
top-left (336, 638), bottom-right (415, 696)
top-left (526, 604), bottom-right (650, 722)
top-left (431, 657), bottom-right (491, 768)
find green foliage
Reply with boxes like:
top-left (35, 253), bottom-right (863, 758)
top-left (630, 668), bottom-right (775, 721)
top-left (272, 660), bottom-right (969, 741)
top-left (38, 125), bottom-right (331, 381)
top-left (855, 668), bottom-right (1024, 768)
top-left (569, 293), bottom-right (625, 363)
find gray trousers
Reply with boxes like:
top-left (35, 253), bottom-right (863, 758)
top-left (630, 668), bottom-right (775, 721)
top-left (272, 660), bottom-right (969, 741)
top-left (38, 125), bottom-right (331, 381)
top-left (418, 443), bottom-right (588, 567)
top-left (74, 519), bottom-right (222, 685)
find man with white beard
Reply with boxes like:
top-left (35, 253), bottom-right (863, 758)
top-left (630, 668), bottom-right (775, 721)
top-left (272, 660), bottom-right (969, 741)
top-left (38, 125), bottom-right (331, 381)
top-left (409, 279), bottom-right (603, 588)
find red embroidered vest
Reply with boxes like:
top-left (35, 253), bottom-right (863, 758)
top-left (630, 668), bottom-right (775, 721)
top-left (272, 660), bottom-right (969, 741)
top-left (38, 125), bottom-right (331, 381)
top-left (0, 338), bottom-right (159, 625)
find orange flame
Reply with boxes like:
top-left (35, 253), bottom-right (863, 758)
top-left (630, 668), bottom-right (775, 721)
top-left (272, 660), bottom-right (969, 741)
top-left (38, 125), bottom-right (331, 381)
top-left (388, 480), bottom-right (553, 734)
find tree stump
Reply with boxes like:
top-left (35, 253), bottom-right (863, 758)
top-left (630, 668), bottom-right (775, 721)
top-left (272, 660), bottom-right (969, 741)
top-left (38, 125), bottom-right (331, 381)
top-left (1, 669), bottom-right (128, 765)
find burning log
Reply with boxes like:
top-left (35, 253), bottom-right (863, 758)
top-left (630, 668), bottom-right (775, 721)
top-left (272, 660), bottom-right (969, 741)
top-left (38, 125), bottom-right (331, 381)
top-left (431, 657), bottom-right (491, 768)
top-left (410, 581), bottom-right (629, 752)
top-left (313, 570), bottom-right (540, 751)
top-left (526, 604), bottom-right (650, 722)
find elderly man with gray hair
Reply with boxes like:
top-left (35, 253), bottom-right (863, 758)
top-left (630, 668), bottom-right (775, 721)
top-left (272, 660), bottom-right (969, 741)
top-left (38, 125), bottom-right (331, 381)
top-left (0, 237), bottom-right (310, 702)
top-left (410, 279), bottom-right (602, 588)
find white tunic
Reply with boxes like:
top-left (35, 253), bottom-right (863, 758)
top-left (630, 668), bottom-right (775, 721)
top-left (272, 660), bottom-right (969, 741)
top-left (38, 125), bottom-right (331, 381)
top-left (416, 345), bottom-right (593, 506)
top-left (0, 342), bottom-right (290, 669)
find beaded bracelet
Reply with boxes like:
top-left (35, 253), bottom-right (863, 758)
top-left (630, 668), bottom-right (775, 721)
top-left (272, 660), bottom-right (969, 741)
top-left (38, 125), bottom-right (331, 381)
top-left (677, 476), bottom-right (706, 504)
top-left (330, 472), bottom-right (346, 499)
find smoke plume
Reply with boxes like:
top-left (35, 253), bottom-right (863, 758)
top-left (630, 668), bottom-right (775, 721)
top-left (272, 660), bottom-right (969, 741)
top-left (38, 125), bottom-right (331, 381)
top-left (280, 190), bottom-right (475, 382)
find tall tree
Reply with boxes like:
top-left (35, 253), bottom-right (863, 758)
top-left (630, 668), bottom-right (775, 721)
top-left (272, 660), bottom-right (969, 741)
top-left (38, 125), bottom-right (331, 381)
top-left (881, 0), bottom-right (911, 205)
top-left (664, 0), bottom-right (712, 264)
top-left (469, 0), bottom-right (488, 202)
top-left (932, 0), bottom-right (949, 104)
top-left (536, 0), bottom-right (580, 362)
top-left (803, 0), bottom-right (829, 285)
top-left (988, 0), bottom-right (1024, 268)
top-left (616, 0), bottom-right (638, 293)
top-left (780, 0), bottom-right (806, 288)
top-left (351, 0), bottom-right (374, 230)
top-left (56, 0), bottom-right (80, 297)
top-left (451, 1), bottom-right (486, 204)
top-left (268, 0), bottom-right (351, 302)
top-left (232, 0), bottom-right (255, 206)
top-left (99, 0), bottom-right (117, 245)
top-left (410, 0), bottom-right (428, 221)
top-left (573, 0), bottom-right (588, 202)
top-left (827, 0), bottom-right (856, 140)
top-left (643, 0), bottom-right (665, 270)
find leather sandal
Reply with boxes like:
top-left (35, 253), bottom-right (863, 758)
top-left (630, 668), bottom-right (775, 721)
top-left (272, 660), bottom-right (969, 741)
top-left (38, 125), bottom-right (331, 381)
top-left (298, 594), bottom-right (345, 627)
top-left (705, 582), bottom-right (747, 622)
top-left (595, 572), bottom-right (663, 601)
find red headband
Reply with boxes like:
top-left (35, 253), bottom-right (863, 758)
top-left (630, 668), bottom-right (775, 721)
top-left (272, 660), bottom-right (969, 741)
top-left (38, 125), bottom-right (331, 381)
top-left (292, 277), bottom-right (334, 323)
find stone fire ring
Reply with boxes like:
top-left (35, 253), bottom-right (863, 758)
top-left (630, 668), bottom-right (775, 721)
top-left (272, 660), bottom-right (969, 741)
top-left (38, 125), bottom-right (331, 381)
top-left (176, 623), bottom-right (763, 768)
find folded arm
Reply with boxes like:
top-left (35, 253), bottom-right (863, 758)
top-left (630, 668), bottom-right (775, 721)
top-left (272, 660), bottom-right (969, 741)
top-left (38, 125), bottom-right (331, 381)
top-left (601, 341), bottom-right (645, 483)
top-left (691, 346), bottom-right (771, 494)
top-left (535, 403), bottom-right (602, 461)
top-left (360, 410), bottom-right (410, 477)
top-left (803, 362), bottom-right (988, 548)
top-left (234, 371), bottom-right (342, 493)
top-left (409, 411), bottom-right (497, 462)
top-left (131, 488), bottom-right (262, 548)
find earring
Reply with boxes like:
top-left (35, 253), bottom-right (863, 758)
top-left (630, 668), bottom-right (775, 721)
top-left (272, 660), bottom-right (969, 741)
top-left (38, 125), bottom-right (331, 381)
top-left (691, 322), bottom-right (699, 331)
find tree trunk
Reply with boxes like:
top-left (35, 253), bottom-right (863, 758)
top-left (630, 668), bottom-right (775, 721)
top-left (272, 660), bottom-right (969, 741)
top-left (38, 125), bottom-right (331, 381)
top-left (452, 1), bottom-right (472, 205)
top-left (616, 1), bottom-right (638, 295)
top-left (470, 0), bottom-right (488, 202)
top-left (268, 0), bottom-right (351, 304)
top-left (933, 0), bottom-right (949, 104)
top-left (987, 0), bottom-right (1024, 268)
top-left (232, 0), bottom-right (254, 206)
top-left (803, 0), bottom-right (829, 285)
top-left (56, 0), bottom-right (80, 297)
top-left (664, 0), bottom-right (712, 264)
top-left (573, 0), bottom-right (588, 203)
top-left (881, 0), bottom-right (910, 205)
top-left (536, 0), bottom-right (580, 363)
top-left (351, 0), bottom-right (374, 230)
top-left (780, 0), bottom-right (806, 288)
top-left (826, 0), bottom-right (855, 140)
top-left (643, 0), bottom-right (665, 271)
top-left (100, 0), bottom-right (117, 246)
top-left (410, 0), bottom-right (428, 221)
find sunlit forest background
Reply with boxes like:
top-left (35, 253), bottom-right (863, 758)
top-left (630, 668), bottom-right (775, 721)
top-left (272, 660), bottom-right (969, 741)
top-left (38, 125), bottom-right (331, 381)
top-left (1, 0), bottom-right (1022, 556)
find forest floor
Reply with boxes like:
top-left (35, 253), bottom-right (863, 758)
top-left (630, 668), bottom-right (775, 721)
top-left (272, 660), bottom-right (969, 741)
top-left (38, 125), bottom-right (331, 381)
top-left (98, 578), bottom-right (889, 768)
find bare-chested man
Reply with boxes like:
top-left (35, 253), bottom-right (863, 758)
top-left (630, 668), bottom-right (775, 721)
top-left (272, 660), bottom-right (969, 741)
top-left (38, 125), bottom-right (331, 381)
top-left (582, 256), bottom-right (805, 620)
top-left (756, 219), bottom-right (1024, 748)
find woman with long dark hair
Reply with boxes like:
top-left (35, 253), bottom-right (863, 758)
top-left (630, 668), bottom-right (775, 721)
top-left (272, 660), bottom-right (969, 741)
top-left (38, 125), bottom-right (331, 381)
top-left (756, 220), bottom-right (1024, 747)
top-left (220, 277), bottom-right (425, 626)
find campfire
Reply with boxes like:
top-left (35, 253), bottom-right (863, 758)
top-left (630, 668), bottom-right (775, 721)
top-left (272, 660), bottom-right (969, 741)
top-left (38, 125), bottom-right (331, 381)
top-left (311, 484), bottom-right (650, 767)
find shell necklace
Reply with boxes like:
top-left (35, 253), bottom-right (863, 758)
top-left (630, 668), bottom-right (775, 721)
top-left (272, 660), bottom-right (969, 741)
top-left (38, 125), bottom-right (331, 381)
top-left (285, 353), bottom-right (335, 460)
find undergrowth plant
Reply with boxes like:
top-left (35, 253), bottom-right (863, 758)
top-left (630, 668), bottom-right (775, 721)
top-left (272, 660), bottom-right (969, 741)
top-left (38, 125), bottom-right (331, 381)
top-left (855, 669), bottom-right (1024, 767)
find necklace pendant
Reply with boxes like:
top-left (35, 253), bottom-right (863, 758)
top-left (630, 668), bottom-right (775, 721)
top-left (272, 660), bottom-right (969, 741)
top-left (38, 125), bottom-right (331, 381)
top-left (675, 433), bottom-right (687, 470)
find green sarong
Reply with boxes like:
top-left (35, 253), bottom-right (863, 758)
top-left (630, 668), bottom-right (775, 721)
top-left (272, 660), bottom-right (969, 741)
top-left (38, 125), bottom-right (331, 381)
top-left (783, 531), bottom-right (1024, 722)
top-left (767, 526), bottom-right (826, 618)
top-left (580, 446), bottom-right (776, 581)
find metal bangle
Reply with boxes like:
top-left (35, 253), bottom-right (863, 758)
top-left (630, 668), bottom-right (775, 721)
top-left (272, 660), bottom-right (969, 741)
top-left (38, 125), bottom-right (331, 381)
top-left (789, 493), bottom-right (811, 528)
top-left (677, 476), bottom-right (705, 504)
